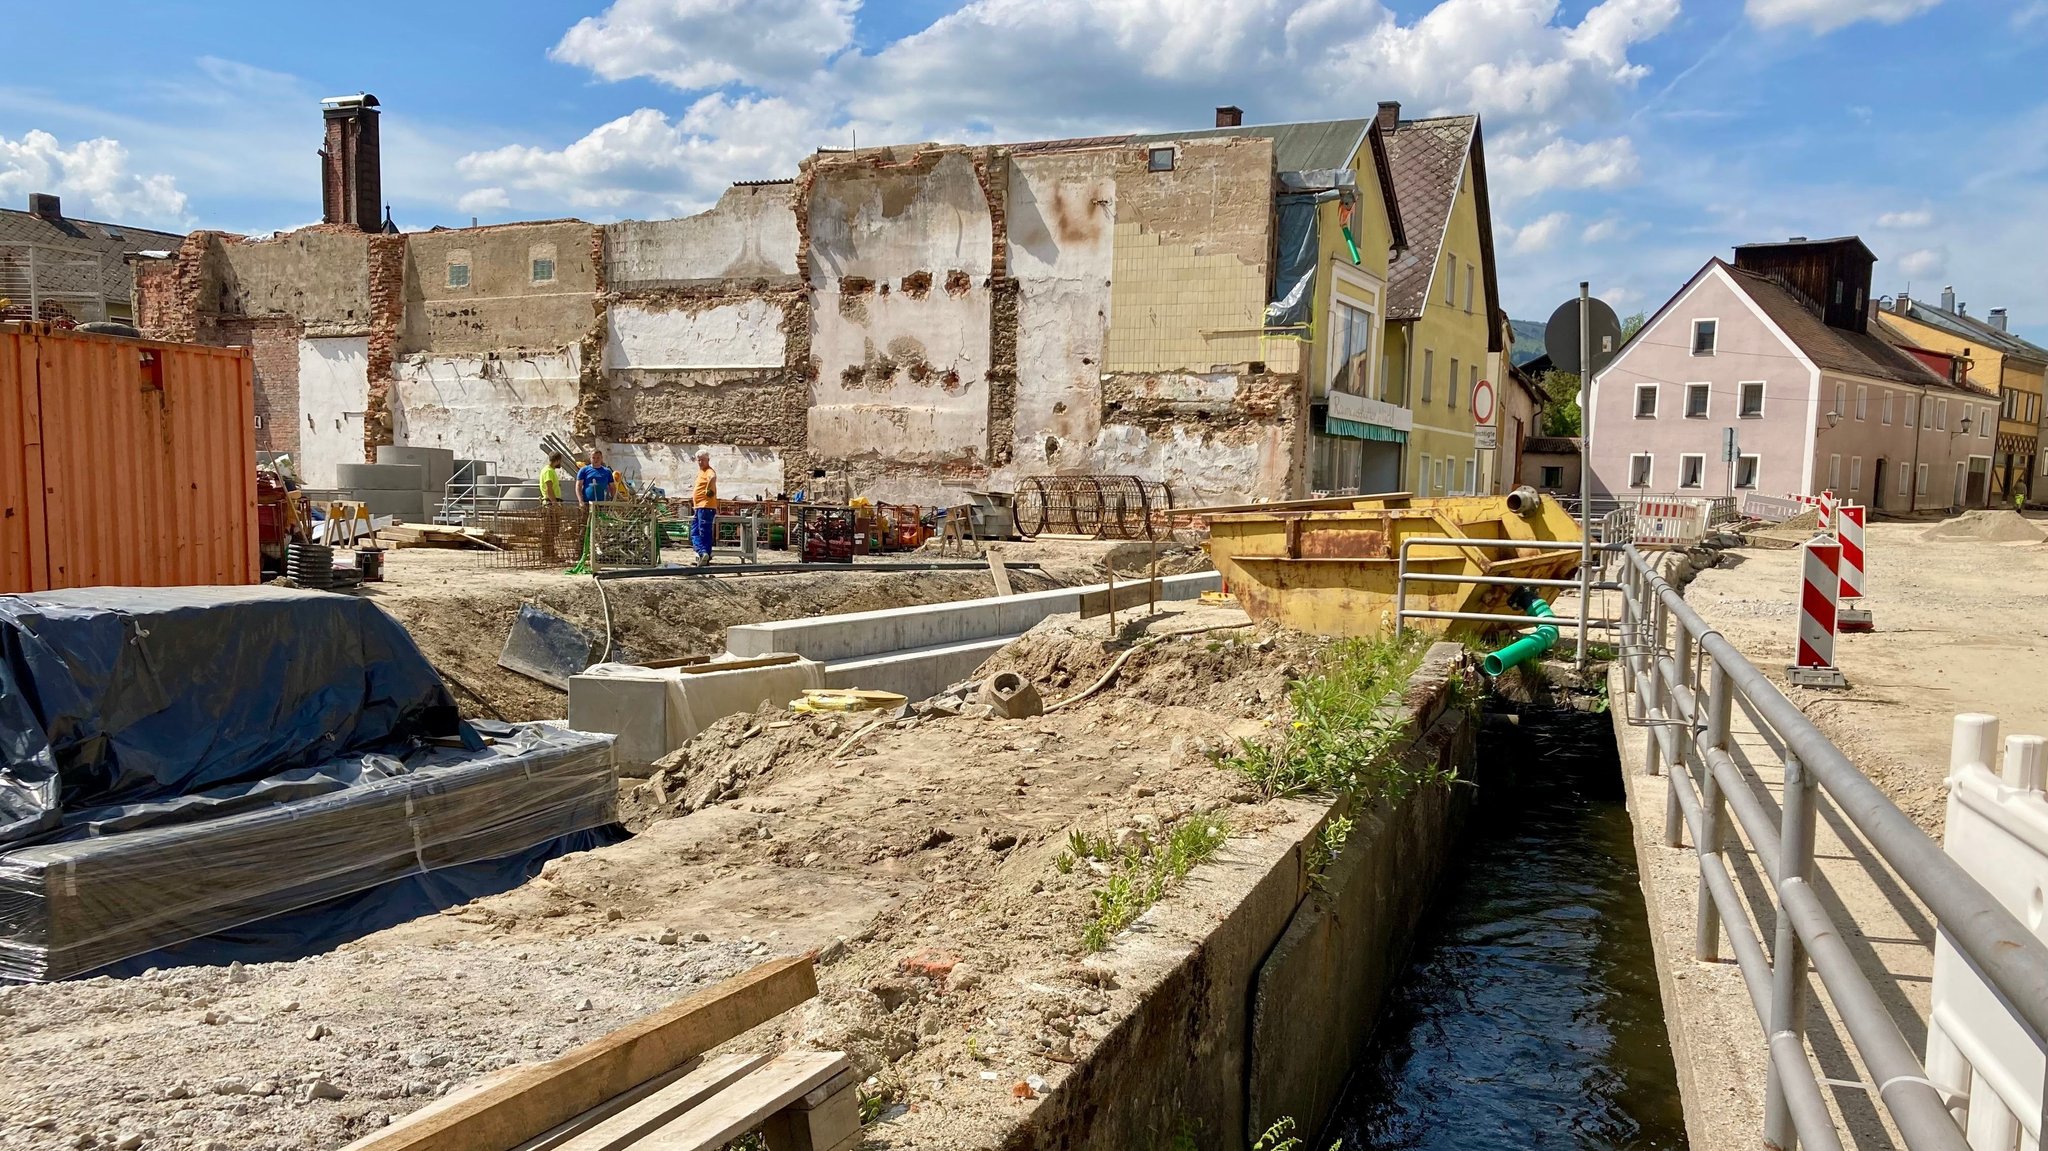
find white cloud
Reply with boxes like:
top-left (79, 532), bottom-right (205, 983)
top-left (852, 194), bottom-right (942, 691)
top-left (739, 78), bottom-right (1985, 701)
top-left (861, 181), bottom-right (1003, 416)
top-left (456, 97), bottom-right (822, 216)
top-left (1745, 0), bottom-right (1941, 34)
top-left (456, 188), bottom-right (513, 215)
top-left (2018, 1), bottom-right (2048, 29)
top-left (552, 0), bottom-right (858, 89)
top-left (1511, 211), bottom-right (1571, 253)
top-left (0, 129), bottom-right (189, 225)
top-left (480, 0), bottom-right (1680, 218)
top-left (1580, 216), bottom-right (1638, 243)
top-left (1897, 247), bottom-right (1947, 278)
top-left (1876, 207), bottom-right (1933, 228)
top-left (1489, 134), bottom-right (1639, 196)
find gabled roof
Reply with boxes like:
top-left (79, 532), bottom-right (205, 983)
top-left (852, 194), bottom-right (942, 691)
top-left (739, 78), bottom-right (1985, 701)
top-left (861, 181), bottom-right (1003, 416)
top-left (1381, 114), bottom-right (1502, 349)
top-left (0, 205), bottom-right (187, 309)
top-left (1723, 262), bottom-right (1962, 390)
top-left (1892, 297), bottom-right (2048, 365)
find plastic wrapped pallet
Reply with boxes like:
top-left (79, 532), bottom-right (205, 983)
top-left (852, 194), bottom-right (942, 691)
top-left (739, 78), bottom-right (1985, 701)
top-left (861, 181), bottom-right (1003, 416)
top-left (0, 725), bottom-right (617, 982)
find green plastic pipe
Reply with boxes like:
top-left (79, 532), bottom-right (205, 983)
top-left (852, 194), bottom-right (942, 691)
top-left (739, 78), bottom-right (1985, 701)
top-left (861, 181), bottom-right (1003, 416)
top-left (1483, 595), bottom-right (1558, 677)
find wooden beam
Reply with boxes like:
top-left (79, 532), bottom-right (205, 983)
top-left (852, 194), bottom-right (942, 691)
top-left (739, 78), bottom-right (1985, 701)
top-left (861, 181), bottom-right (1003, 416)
top-left (550, 1054), bottom-right (769, 1151)
top-left (987, 552), bottom-right (1013, 597)
top-left (636, 1051), bottom-right (850, 1151)
top-left (1079, 578), bottom-right (1163, 620)
top-left (341, 956), bottom-right (818, 1151)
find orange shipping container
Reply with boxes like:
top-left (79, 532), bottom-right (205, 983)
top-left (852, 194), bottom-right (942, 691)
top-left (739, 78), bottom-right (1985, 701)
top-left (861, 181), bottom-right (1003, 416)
top-left (1, 323), bottom-right (258, 593)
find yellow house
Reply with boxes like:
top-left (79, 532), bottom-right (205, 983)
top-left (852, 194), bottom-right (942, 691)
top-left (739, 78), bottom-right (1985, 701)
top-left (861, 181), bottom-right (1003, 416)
top-left (1378, 106), bottom-right (1504, 497)
top-left (1881, 290), bottom-right (2045, 503)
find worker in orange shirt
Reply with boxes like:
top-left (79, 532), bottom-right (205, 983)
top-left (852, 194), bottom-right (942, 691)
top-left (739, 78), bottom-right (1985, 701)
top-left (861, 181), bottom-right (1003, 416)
top-left (690, 449), bottom-right (718, 567)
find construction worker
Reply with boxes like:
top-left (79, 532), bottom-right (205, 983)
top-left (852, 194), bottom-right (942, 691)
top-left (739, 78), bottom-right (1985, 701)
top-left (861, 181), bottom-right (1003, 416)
top-left (691, 449), bottom-right (718, 566)
top-left (539, 453), bottom-right (567, 560)
top-left (576, 450), bottom-right (616, 507)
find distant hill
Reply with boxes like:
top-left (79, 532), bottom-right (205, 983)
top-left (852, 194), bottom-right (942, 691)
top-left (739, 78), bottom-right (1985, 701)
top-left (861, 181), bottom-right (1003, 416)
top-left (1510, 319), bottom-right (1549, 368)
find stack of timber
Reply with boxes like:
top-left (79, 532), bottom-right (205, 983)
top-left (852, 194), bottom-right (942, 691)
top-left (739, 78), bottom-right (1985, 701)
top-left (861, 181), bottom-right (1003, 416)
top-left (341, 955), bottom-right (860, 1151)
top-left (380, 523), bottom-right (504, 550)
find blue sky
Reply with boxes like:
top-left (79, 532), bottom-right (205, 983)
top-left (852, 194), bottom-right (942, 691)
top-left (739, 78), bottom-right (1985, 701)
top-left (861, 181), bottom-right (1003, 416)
top-left (4, 0), bottom-right (2042, 341)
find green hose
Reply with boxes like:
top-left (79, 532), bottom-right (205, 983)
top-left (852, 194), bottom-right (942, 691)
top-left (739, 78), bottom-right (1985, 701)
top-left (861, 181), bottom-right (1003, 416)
top-left (1483, 594), bottom-right (1558, 677)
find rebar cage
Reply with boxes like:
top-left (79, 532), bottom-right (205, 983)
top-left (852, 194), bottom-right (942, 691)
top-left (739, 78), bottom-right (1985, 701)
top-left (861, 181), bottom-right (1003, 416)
top-left (1013, 475), bottom-right (1174, 540)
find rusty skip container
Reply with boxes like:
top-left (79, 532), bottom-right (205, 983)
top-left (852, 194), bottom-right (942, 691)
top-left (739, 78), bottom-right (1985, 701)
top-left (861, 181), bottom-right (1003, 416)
top-left (1203, 492), bottom-right (1584, 638)
top-left (2, 323), bottom-right (258, 593)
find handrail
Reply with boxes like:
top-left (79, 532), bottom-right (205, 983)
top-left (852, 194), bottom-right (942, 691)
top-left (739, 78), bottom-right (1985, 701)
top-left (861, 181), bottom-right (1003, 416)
top-left (1393, 535), bottom-right (1598, 639)
top-left (1615, 541), bottom-right (2048, 1151)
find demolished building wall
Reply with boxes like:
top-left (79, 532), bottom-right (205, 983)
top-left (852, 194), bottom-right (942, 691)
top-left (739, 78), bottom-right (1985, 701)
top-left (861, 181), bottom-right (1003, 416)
top-left (597, 184), bottom-right (810, 496)
top-left (802, 148), bottom-right (998, 505)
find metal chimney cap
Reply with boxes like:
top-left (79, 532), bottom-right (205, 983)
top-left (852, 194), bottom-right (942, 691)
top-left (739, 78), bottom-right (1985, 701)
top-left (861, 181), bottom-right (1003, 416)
top-left (319, 93), bottom-right (380, 108)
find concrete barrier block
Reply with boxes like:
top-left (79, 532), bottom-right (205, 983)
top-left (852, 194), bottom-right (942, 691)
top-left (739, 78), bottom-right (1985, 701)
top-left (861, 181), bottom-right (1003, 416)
top-left (337, 463), bottom-right (426, 491)
top-left (823, 636), bottom-right (1015, 701)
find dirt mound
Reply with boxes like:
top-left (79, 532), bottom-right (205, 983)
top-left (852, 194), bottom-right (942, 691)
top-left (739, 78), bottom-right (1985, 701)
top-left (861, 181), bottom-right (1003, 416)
top-left (1921, 510), bottom-right (2047, 544)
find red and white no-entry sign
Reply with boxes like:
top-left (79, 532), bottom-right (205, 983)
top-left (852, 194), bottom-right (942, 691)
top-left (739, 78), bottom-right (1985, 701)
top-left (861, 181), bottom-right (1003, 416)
top-left (1471, 378), bottom-right (1496, 425)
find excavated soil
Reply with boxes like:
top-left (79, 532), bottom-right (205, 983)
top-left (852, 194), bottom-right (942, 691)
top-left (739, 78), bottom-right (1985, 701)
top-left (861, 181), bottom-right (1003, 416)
top-left (0, 602), bottom-right (1353, 1151)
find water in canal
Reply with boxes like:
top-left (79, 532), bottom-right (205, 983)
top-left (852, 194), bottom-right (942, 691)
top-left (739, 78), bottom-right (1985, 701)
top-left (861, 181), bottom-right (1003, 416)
top-left (1322, 704), bottom-right (1689, 1150)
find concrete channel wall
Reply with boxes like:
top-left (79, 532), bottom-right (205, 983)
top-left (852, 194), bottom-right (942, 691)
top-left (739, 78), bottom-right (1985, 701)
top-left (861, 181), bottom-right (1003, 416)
top-left (725, 570), bottom-right (1222, 700)
top-left (1011, 643), bottom-right (1481, 1150)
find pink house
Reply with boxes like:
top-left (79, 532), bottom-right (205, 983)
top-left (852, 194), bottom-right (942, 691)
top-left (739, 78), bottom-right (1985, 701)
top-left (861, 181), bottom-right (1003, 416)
top-left (1588, 237), bottom-right (1999, 512)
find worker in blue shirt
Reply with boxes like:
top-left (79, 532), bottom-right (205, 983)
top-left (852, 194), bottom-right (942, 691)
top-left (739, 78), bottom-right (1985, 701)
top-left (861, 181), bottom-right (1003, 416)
top-left (575, 450), bottom-right (617, 506)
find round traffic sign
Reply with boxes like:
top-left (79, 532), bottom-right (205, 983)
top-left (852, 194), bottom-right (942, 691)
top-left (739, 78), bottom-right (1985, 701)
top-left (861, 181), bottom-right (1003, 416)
top-left (1471, 378), bottom-right (1495, 425)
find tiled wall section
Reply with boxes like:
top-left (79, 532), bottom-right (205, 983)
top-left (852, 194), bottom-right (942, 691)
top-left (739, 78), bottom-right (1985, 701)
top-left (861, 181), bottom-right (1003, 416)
top-left (1105, 221), bottom-right (1267, 371)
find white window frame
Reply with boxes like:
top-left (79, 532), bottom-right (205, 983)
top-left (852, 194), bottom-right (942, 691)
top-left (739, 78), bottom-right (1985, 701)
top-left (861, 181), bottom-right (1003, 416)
top-left (1980, 406), bottom-right (1991, 437)
top-left (1468, 364), bottom-right (1479, 411)
top-left (1629, 453), bottom-right (1654, 489)
top-left (1445, 256), bottom-right (1456, 305)
top-left (1735, 454), bottom-right (1761, 490)
top-left (1463, 456), bottom-right (1476, 495)
top-left (1464, 262), bottom-right (1475, 313)
top-left (1541, 464), bottom-right (1564, 488)
top-left (1833, 383), bottom-right (1846, 421)
top-left (1684, 382), bottom-right (1710, 419)
top-left (1433, 458), bottom-right (1444, 492)
top-left (1850, 455), bottom-right (1862, 496)
top-left (1679, 453), bottom-right (1706, 489)
top-left (1324, 292), bottom-right (1378, 399)
top-left (1421, 349), bottom-right (1434, 403)
top-left (1899, 462), bottom-right (1912, 497)
top-left (1449, 358), bottom-right (1460, 408)
top-left (1739, 381), bottom-right (1765, 419)
top-left (1417, 453), bottom-right (1430, 494)
top-left (1917, 463), bottom-right (1929, 496)
top-left (1936, 399), bottom-right (1948, 431)
top-left (1882, 392), bottom-right (1894, 425)
top-left (1828, 453), bottom-right (1841, 490)
top-left (1905, 395), bottom-right (1916, 427)
top-left (1855, 385), bottom-right (1867, 421)
top-left (1635, 383), bottom-right (1659, 419)
top-left (1691, 318), bottom-right (1718, 356)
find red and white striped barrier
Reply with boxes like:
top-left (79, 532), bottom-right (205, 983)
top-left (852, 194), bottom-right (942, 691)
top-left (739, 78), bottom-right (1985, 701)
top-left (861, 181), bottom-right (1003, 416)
top-left (1789, 535), bottom-right (1847, 687)
top-left (1837, 504), bottom-right (1873, 632)
top-left (1789, 490), bottom-right (1840, 532)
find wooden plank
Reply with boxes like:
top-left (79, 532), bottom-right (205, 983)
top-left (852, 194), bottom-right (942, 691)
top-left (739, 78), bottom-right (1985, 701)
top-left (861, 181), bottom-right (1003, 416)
top-left (636, 1051), bottom-right (850, 1151)
top-left (511, 1061), bottom-right (709, 1151)
top-left (760, 1071), bottom-right (859, 1151)
top-left (670, 654), bottom-right (800, 676)
top-left (987, 552), bottom-right (1013, 597)
top-left (342, 956), bottom-right (818, 1151)
top-left (550, 1053), bottom-right (769, 1151)
top-left (1079, 578), bottom-right (1163, 619)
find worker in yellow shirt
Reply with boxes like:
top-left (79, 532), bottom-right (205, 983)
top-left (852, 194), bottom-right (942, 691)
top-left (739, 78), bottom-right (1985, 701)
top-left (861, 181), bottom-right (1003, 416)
top-left (690, 449), bottom-right (718, 566)
top-left (538, 453), bottom-right (568, 560)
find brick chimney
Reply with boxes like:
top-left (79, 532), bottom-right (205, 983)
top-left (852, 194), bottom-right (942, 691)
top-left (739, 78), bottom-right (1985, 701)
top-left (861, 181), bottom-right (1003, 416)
top-left (1214, 105), bottom-right (1243, 128)
top-left (1376, 101), bottom-right (1401, 131)
top-left (28, 193), bottom-right (61, 221)
top-left (319, 94), bottom-right (383, 232)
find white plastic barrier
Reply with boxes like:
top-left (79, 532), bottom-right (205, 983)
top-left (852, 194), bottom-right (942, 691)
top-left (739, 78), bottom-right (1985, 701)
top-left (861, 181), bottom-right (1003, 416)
top-left (1928, 713), bottom-right (2048, 1151)
top-left (1742, 493), bottom-right (1805, 522)
top-left (1632, 497), bottom-right (1713, 549)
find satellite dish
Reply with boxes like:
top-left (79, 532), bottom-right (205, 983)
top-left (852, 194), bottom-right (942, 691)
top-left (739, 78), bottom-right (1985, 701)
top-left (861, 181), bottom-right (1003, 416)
top-left (1544, 297), bottom-right (1623, 376)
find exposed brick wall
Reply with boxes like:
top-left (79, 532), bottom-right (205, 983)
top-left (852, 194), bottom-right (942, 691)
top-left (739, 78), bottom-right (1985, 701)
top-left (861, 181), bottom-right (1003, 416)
top-left (134, 233), bottom-right (216, 343)
top-left (217, 317), bottom-right (304, 457)
top-left (360, 234), bottom-right (406, 460)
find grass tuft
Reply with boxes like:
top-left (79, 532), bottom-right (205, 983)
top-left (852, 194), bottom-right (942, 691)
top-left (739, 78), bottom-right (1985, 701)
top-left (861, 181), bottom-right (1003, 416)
top-left (1220, 634), bottom-right (1442, 799)
top-left (1072, 814), bottom-right (1230, 952)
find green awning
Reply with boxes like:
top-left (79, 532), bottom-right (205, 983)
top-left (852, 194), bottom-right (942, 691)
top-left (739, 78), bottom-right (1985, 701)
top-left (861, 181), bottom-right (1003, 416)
top-left (1327, 416), bottom-right (1407, 443)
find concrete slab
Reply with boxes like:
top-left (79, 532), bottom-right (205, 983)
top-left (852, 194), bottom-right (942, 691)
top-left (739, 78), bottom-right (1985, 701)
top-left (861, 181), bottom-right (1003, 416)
top-left (821, 635), bottom-right (1015, 701)
top-left (723, 571), bottom-right (1219, 663)
top-left (568, 657), bottom-right (825, 773)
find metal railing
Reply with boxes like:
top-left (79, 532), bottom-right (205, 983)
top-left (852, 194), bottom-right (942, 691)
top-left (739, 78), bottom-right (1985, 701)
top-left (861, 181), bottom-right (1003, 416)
top-left (1613, 541), bottom-right (2048, 1151)
top-left (1392, 536), bottom-right (1618, 637)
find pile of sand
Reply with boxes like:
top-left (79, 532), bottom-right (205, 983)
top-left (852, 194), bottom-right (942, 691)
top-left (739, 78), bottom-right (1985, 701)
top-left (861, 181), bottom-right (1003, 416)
top-left (1920, 510), bottom-right (2047, 544)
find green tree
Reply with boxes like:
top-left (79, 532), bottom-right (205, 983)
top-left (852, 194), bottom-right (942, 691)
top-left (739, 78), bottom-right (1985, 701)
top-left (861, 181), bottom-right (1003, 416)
top-left (1538, 312), bottom-right (1644, 437)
